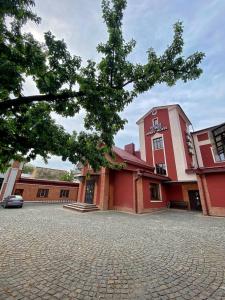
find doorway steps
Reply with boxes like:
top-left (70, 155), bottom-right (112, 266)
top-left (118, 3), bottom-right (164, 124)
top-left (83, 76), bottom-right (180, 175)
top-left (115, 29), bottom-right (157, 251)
top-left (63, 202), bottom-right (99, 213)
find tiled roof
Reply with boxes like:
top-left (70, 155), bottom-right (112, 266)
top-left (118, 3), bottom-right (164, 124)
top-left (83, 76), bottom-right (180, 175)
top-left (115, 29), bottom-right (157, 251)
top-left (113, 146), bottom-right (153, 169)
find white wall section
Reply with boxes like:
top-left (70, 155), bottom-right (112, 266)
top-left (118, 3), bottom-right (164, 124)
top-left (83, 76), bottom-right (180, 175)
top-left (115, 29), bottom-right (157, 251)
top-left (139, 121), bottom-right (146, 161)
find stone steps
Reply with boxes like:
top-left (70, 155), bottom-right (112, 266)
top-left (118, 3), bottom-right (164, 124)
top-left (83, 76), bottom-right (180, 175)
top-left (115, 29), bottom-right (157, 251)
top-left (63, 202), bottom-right (99, 213)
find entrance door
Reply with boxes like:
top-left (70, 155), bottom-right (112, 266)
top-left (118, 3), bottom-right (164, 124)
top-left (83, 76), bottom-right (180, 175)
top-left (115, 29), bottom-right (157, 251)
top-left (85, 180), bottom-right (95, 204)
top-left (188, 190), bottom-right (202, 211)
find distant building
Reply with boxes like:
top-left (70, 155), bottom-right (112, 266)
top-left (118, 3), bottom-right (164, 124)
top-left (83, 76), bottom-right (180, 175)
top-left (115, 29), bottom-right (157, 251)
top-left (28, 166), bottom-right (68, 181)
top-left (14, 177), bottom-right (78, 202)
top-left (0, 163), bottom-right (79, 203)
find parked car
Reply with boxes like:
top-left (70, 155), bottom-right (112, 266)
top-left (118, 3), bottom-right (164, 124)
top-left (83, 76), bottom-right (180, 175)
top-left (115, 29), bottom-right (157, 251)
top-left (1, 195), bottom-right (24, 208)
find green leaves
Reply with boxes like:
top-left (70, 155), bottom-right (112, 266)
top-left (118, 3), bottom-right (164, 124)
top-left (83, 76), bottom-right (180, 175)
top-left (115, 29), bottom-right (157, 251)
top-left (0, 0), bottom-right (205, 171)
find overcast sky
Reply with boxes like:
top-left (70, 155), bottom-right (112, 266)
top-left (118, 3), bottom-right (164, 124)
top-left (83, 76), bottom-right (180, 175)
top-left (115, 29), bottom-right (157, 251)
top-left (24, 0), bottom-right (225, 170)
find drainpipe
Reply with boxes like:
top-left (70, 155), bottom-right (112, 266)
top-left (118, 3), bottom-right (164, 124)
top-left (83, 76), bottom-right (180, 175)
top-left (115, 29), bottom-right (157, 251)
top-left (134, 170), bottom-right (142, 214)
top-left (191, 124), bottom-right (209, 215)
top-left (198, 173), bottom-right (209, 215)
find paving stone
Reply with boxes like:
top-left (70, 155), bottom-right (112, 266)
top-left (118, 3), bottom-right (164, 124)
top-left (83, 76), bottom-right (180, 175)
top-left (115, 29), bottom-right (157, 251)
top-left (0, 204), bottom-right (225, 299)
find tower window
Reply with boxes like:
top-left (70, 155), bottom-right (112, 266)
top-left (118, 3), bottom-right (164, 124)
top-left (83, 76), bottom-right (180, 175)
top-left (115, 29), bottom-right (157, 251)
top-left (153, 137), bottom-right (163, 150)
top-left (152, 118), bottom-right (158, 127)
top-left (155, 163), bottom-right (167, 175)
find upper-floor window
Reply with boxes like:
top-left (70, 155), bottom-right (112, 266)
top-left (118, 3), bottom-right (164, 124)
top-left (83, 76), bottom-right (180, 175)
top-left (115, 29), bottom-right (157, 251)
top-left (212, 149), bottom-right (225, 162)
top-left (153, 137), bottom-right (163, 150)
top-left (37, 189), bottom-right (49, 198)
top-left (218, 152), bottom-right (225, 161)
top-left (155, 163), bottom-right (167, 175)
top-left (60, 189), bottom-right (69, 198)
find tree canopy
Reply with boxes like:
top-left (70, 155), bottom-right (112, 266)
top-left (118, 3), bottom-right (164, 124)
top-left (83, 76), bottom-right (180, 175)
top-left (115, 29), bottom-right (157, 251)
top-left (0, 0), bottom-right (204, 171)
top-left (59, 170), bottom-right (76, 182)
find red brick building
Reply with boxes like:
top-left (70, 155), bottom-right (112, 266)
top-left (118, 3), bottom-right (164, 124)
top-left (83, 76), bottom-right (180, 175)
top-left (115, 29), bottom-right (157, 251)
top-left (1, 104), bottom-right (224, 216)
top-left (77, 146), bottom-right (169, 213)
top-left (78, 104), bottom-right (225, 216)
top-left (0, 163), bottom-right (79, 203)
top-left (14, 178), bottom-right (78, 202)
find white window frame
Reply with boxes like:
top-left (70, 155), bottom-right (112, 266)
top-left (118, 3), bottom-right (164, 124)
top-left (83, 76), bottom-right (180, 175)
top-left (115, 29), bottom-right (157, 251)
top-left (151, 133), bottom-right (168, 176)
top-left (152, 137), bottom-right (163, 150)
top-left (211, 146), bottom-right (225, 163)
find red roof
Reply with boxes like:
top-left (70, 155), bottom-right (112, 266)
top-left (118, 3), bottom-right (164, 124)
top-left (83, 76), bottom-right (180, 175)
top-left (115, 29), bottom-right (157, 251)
top-left (113, 146), bottom-right (154, 170)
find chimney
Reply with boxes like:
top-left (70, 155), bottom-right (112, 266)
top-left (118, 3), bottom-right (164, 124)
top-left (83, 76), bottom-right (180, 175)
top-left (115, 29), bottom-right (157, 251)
top-left (135, 151), bottom-right (141, 159)
top-left (124, 143), bottom-right (135, 155)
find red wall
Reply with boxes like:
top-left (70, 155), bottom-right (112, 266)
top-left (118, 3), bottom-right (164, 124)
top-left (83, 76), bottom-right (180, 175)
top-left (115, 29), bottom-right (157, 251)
top-left (153, 149), bottom-right (165, 162)
top-left (142, 178), bottom-right (167, 209)
top-left (95, 177), bottom-right (101, 206)
top-left (206, 173), bottom-right (225, 207)
top-left (200, 145), bottom-right (214, 167)
top-left (200, 144), bottom-right (225, 168)
top-left (14, 182), bottom-right (78, 202)
top-left (144, 108), bottom-right (177, 180)
top-left (113, 170), bottom-right (134, 210)
top-left (197, 132), bottom-right (209, 141)
top-left (165, 183), bottom-right (183, 202)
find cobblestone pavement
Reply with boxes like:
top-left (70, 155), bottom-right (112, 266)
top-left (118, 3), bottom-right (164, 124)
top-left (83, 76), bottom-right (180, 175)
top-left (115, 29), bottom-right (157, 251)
top-left (1, 205), bottom-right (225, 300)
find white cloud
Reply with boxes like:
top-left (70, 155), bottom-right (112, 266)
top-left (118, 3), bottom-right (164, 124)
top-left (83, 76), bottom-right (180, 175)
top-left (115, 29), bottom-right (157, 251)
top-left (31, 155), bottom-right (74, 171)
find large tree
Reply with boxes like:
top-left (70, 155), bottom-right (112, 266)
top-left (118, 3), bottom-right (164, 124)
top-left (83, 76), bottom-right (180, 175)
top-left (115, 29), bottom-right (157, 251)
top-left (0, 0), bottom-right (204, 171)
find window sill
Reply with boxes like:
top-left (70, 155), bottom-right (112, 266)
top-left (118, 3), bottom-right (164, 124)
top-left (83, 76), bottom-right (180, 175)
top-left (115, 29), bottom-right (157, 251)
top-left (151, 200), bottom-right (163, 202)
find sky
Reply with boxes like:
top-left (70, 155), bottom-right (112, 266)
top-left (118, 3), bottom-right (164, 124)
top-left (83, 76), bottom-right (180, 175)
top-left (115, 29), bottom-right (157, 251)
top-left (24, 0), bottom-right (225, 170)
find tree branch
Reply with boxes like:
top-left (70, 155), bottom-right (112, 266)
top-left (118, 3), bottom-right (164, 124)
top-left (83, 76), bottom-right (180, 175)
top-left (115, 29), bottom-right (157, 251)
top-left (0, 91), bottom-right (84, 112)
top-left (122, 79), bottom-right (134, 88)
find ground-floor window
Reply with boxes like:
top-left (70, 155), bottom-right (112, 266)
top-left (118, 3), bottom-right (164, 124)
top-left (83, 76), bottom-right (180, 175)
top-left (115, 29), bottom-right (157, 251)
top-left (150, 183), bottom-right (161, 201)
top-left (60, 189), bottom-right (69, 198)
top-left (0, 178), bottom-right (3, 190)
top-left (14, 189), bottom-right (24, 196)
top-left (37, 189), bottom-right (49, 198)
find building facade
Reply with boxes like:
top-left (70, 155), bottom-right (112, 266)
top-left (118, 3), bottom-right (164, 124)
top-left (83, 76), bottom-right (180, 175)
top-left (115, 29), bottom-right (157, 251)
top-left (14, 178), bottom-right (79, 202)
top-left (191, 123), bottom-right (225, 216)
top-left (78, 104), bottom-right (225, 216)
top-left (77, 146), bottom-right (169, 213)
top-left (137, 104), bottom-right (199, 210)
top-left (1, 104), bottom-right (224, 215)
